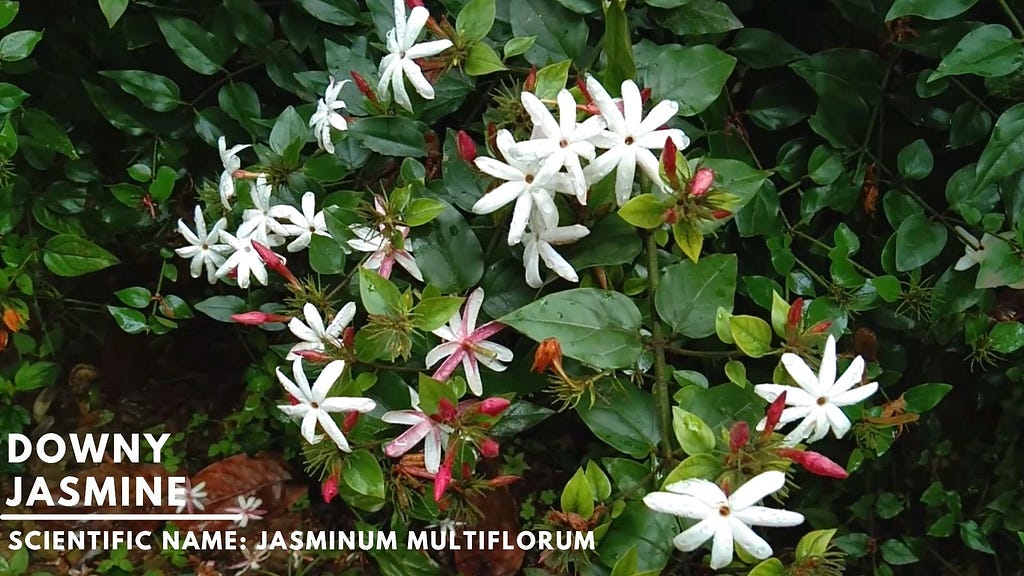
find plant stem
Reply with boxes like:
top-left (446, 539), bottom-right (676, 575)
top-left (664, 344), bottom-right (745, 359)
top-left (645, 232), bottom-right (673, 464)
top-left (998, 0), bottom-right (1024, 38)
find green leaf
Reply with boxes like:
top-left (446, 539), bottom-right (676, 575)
top-left (584, 460), bottom-right (611, 501)
top-left (895, 214), bottom-right (946, 271)
top-left (0, 1), bottom-right (17, 29)
top-left (960, 521), bottom-right (994, 554)
top-left (886, 0), bottom-right (978, 20)
top-left (728, 28), bottom-right (806, 69)
top-left (359, 268), bottom-right (402, 315)
top-left (194, 295), bottom-right (247, 322)
top-left (503, 36), bottom-right (536, 59)
top-left (576, 383), bottom-right (659, 457)
top-left (464, 41), bottom-right (507, 76)
top-left (99, 70), bottom-right (181, 112)
top-left (975, 102), bottom-right (1024, 194)
top-left (976, 235), bottom-right (1024, 288)
top-left (897, 139), bottom-right (933, 180)
top-left (490, 401), bottom-right (555, 436)
top-left (502, 289), bottom-right (643, 370)
top-left (404, 198), bottom-right (446, 227)
top-left (561, 468), bottom-right (595, 518)
top-left (728, 315), bottom-right (772, 357)
top-left (770, 290), bottom-right (790, 337)
top-left (989, 321), bottom-right (1024, 353)
top-left (115, 287), bottom-right (152, 308)
top-left (724, 360), bottom-right (749, 387)
top-left (655, 254), bottom-right (738, 338)
top-left (875, 494), bottom-right (905, 520)
top-left (308, 234), bottom-right (345, 275)
top-left (0, 29), bottom-right (41, 61)
top-left (796, 529), bottom-right (837, 560)
top-left (297, 0), bottom-right (358, 25)
top-left (412, 296), bottom-right (463, 331)
top-left (0, 82), bottom-right (28, 114)
top-left (672, 407), bottom-right (715, 455)
top-left (672, 220), bottom-right (704, 263)
top-left (349, 116), bottom-right (426, 157)
top-left (534, 59), bottom-right (571, 100)
top-left (456, 0), bottom-right (495, 43)
top-left (880, 539), bottom-right (919, 565)
top-left (14, 361), bottom-right (58, 392)
top-left (930, 25), bottom-right (1024, 81)
top-left (618, 194), bottom-right (666, 229)
top-left (808, 145), bottom-right (843, 185)
top-left (903, 383), bottom-right (952, 412)
top-left (657, 0), bottom-right (742, 36)
top-left (269, 106), bottom-right (307, 162)
top-left (341, 449), bottom-right (386, 511)
top-left (716, 307), bottom-right (734, 344)
top-left (99, 0), bottom-right (129, 28)
top-left (508, 0), bottom-right (588, 68)
top-left (601, 0), bottom-right (636, 89)
top-left (224, 0), bottom-right (273, 47)
top-left (748, 558), bottom-right (787, 576)
top-left (43, 234), bottom-right (119, 277)
top-left (564, 214), bottom-right (643, 270)
top-left (21, 109), bottom-right (77, 159)
top-left (149, 166), bottom-right (176, 203)
top-left (609, 545), bottom-right (640, 576)
top-left (155, 15), bottom-right (234, 76)
top-left (950, 101), bottom-right (992, 149)
top-left (662, 453), bottom-right (721, 485)
top-left (597, 502), bottom-right (674, 573)
top-left (107, 305), bottom-right (148, 334)
top-left (412, 198), bottom-right (483, 292)
top-left (645, 44), bottom-right (736, 117)
top-left (746, 81), bottom-right (813, 131)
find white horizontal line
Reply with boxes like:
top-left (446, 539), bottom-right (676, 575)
top-left (0, 514), bottom-right (243, 521)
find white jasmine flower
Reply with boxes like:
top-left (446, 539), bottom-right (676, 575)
top-left (175, 206), bottom-right (231, 284)
top-left (643, 470), bottom-right (804, 570)
top-left (754, 335), bottom-right (879, 447)
top-left (473, 129), bottom-right (572, 246)
top-left (382, 387), bottom-right (452, 473)
top-left (215, 231), bottom-right (269, 289)
top-left (175, 480), bottom-right (207, 513)
top-left (236, 175), bottom-right (287, 248)
top-left (271, 191), bottom-right (332, 252)
top-left (377, 0), bottom-right (453, 111)
top-left (510, 90), bottom-right (606, 203)
top-left (228, 546), bottom-right (270, 575)
top-left (583, 76), bottom-right (689, 206)
top-left (426, 288), bottom-right (512, 396)
top-left (347, 195), bottom-right (423, 281)
top-left (276, 358), bottom-right (377, 452)
top-left (287, 302), bottom-right (357, 360)
top-left (218, 136), bottom-right (251, 209)
top-left (522, 211), bottom-right (589, 289)
top-left (224, 495), bottom-right (265, 528)
top-left (310, 76), bottom-right (350, 154)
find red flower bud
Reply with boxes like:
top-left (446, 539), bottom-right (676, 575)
top-left (640, 87), bottom-right (652, 104)
top-left (437, 398), bottom-right (458, 422)
top-left (456, 130), bottom-right (477, 162)
top-left (787, 298), bottom-right (804, 332)
top-left (688, 168), bottom-right (715, 198)
top-left (350, 71), bottom-right (378, 104)
top-left (461, 463), bottom-right (472, 479)
top-left (230, 311), bottom-right (291, 325)
top-left (576, 77), bottom-right (592, 104)
top-left (729, 421), bottom-right (749, 453)
top-left (488, 475), bottom-right (520, 487)
top-left (321, 475), bottom-right (339, 503)
top-left (476, 397), bottom-right (511, 417)
top-left (711, 209), bottom-right (732, 220)
top-left (661, 137), bottom-right (680, 190)
top-left (251, 240), bottom-right (300, 287)
top-left (524, 67), bottom-right (537, 92)
top-left (295, 350), bottom-right (331, 362)
top-left (662, 208), bottom-right (679, 225)
top-left (433, 461), bottom-right (452, 502)
top-left (343, 326), bottom-right (355, 350)
top-left (479, 438), bottom-right (500, 458)
top-left (343, 411), bottom-right (361, 433)
top-left (777, 449), bottom-right (848, 479)
top-left (405, 0), bottom-right (424, 8)
top-left (808, 321), bottom-right (832, 334)
top-left (288, 394), bottom-right (299, 406)
top-left (762, 391), bottom-right (787, 437)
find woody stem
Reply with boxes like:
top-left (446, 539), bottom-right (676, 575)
top-left (646, 232), bottom-right (673, 464)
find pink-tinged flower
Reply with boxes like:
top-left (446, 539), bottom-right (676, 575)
top-left (347, 195), bottom-right (423, 281)
top-left (225, 495), bottom-right (265, 528)
top-left (426, 288), bottom-right (513, 396)
top-left (382, 389), bottom-right (452, 474)
top-left (287, 302), bottom-right (357, 360)
top-left (776, 448), bottom-right (848, 479)
top-left (175, 479), bottom-right (207, 514)
top-left (295, 350), bottom-right (331, 363)
top-left (688, 167), bottom-right (715, 197)
top-left (729, 421), bottom-right (750, 453)
top-left (475, 397), bottom-right (511, 417)
top-left (478, 438), bottom-right (500, 458)
top-left (276, 358), bottom-right (377, 452)
top-left (456, 130), bottom-right (477, 162)
top-left (231, 311), bottom-right (292, 325)
top-left (321, 476), bottom-right (339, 503)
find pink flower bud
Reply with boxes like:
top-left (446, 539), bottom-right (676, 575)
top-left (295, 350), bottom-right (331, 362)
top-left (321, 476), bottom-right (338, 503)
top-left (688, 167), bottom-right (715, 198)
top-left (787, 298), bottom-right (804, 332)
top-left (808, 321), bottom-right (832, 334)
top-left (343, 326), bottom-right (355, 350)
top-left (288, 394), bottom-right (299, 406)
top-left (777, 449), bottom-right (848, 479)
top-left (456, 130), bottom-right (477, 162)
top-left (433, 460), bottom-right (452, 502)
top-left (661, 137), bottom-right (680, 190)
top-left (343, 411), bottom-right (361, 433)
top-left (251, 240), bottom-right (300, 287)
top-left (405, 0), bottom-right (424, 7)
top-left (479, 438), bottom-right (500, 458)
top-left (350, 71), bottom-right (378, 104)
top-left (524, 67), bottom-right (537, 92)
top-left (476, 397), bottom-right (510, 417)
top-left (230, 311), bottom-right (291, 325)
top-left (762, 391), bottom-right (787, 437)
top-left (640, 87), bottom-right (652, 103)
top-left (437, 398), bottom-right (458, 422)
top-left (711, 209), bottom-right (732, 220)
top-left (729, 421), bottom-right (749, 453)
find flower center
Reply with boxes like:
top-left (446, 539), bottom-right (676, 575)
top-left (525, 174), bottom-right (534, 183)
top-left (718, 505), bottom-right (731, 517)
top-left (559, 138), bottom-right (569, 148)
top-left (817, 396), bottom-right (828, 406)
top-left (624, 136), bottom-right (635, 145)
top-left (310, 402), bottom-right (320, 409)
top-left (309, 226), bottom-right (316, 232)
top-left (201, 243), bottom-right (209, 250)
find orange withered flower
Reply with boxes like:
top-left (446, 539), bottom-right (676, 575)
top-left (532, 338), bottom-right (563, 374)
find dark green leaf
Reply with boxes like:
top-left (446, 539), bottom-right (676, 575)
top-left (577, 383), bottom-right (659, 457)
top-left (225, 0), bottom-right (274, 47)
top-left (99, 0), bottom-right (129, 28)
top-left (645, 44), bottom-right (736, 117)
top-left (194, 295), bottom-right (247, 322)
top-left (886, 0), bottom-right (978, 20)
top-left (929, 24), bottom-right (1024, 81)
top-left (657, 0), bottom-right (741, 36)
top-left (349, 116), bottom-right (427, 157)
top-left (0, 29), bottom-right (41, 61)
top-left (43, 234), bottom-right (119, 277)
top-left (902, 383), bottom-right (952, 412)
top-left (107, 305), bottom-right (148, 334)
top-left (99, 70), bottom-right (181, 112)
top-left (897, 139), bottom-right (934, 180)
top-left (728, 28), bottom-right (807, 69)
top-left (974, 102), bottom-right (1024, 194)
top-left (656, 254), bottom-right (738, 338)
top-left (410, 198), bottom-right (483, 292)
top-left (21, 109), bottom-right (77, 159)
top-left (155, 15), bottom-right (235, 76)
top-left (298, 0), bottom-right (359, 26)
top-left (456, 0), bottom-right (495, 43)
top-left (894, 214), bottom-right (946, 271)
top-left (115, 286), bottom-right (152, 308)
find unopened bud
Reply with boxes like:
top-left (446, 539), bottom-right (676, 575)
top-left (524, 67), bottom-right (537, 92)
top-left (486, 122), bottom-right (498, 156)
top-left (437, 398), bottom-right (458, 422)
top-left (405, 0), bottom-right (424, 7)
top-left (729, 421), bottom-right (749, 453)
top-left (231, 311), bottom-right (291, 325)
top-left (295, 350), bottom-right (331, 362)
top-left (688, 168), bottom-right (715, 197)
top-left (777, 449), bottom-right (849, 479)
top-left (763, 391), bottom-right (787, 437)
top-left (288, 394), bottom-right (299, 406)
top-left (350, 71), bottom-right (378, 104)
top-left (343, 411), bottom-right (361, 433)
top-left (231, 169), bottom-right (263, 180)
top-left (576, 77), bottom-right (592, 104)
top-left (640, 87), bottom-right (652, 103)
top-left (433, 460), bottom-right (452, 502)
top-left (808, 321), bottom-right (832, 334)
top-left (488, 475), bottom-right (520, 487)
top-left (321, 475), bottom-right (339, 503)
top-left (476, 397), bottom-right (511, 417)
top-left (479, 438), bottom-right (500, 458)
top-left (787, 298), bottom-right (804, 333)
top-left (343, 326), bottom-right (355, 349)
top-left (461, 463), bottom-right (472, 479)
top-left (662, 208), bottom-right (679, 225)
top-left (711, 209), bottom-right (732, 220)
top-left (661, 137), bottom-right (680, 190)
top-left (251, 240), bottom-right (300, 287)
top-left (456, 130), bottom-right (477, 162)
